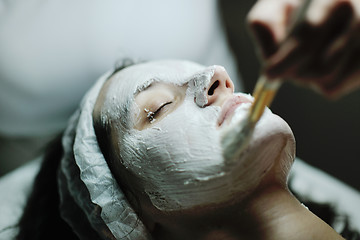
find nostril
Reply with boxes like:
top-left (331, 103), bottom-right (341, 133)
top-left (208, 80), bottom-right (219, 96)
top-left (225, 79), bottom-right (231, 88)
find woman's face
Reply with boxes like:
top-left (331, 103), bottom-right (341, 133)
top-left (95, 60), bottom-right (295, 212)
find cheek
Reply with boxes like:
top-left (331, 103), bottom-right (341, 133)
top-left (133, 103), bottom-right (223, 177)
top-left (131, 105), bottom-right (143, 129)
top-left (121, 104), bottom-right (228, 210)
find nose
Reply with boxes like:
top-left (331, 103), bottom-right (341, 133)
top-left (206, 66), bottom-right (234, 106)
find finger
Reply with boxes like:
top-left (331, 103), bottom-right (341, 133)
top-left (296, 32), bottom-right (354, 81)
top-left (316, 15), bottom-right (360, 95)
top-left (349, 0), bottom-right (360, 18)
top-left (305, 0), bottom-right (350, 26)
top-left (248, 21), bottom-right (278, 58)
top-left (247, 0), bottom-right (301, 58)
top-left (296, 39), bottom-right (360, 99)
top-left (323, 28), bottom-right (360, 95)
top-left (264, 37), bottom-right (310, 78)
top-left (325, 0), bottom-right (360, 59)
top-left (306, 0), bottom-right (354, 47)
top-left (333, 69), bottom-right (360, 98)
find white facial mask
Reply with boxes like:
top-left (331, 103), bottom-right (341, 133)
top-left (100, 60), bottom-right (294, 211)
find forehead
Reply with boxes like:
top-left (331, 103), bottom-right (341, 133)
top-left (107, 60), bottom-right (206, 96)
top-left (96, 60), bottom-right (207, 128)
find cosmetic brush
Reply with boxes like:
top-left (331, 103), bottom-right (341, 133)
top-left (222, 76), bottom-right (281, 162)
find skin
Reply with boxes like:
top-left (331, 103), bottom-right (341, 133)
top-left (94, 61), bottom-right (344, 239)
top-left (134, 82), bottom-right (187, 130)
top-left (248, 0), bottom-right (360, 98)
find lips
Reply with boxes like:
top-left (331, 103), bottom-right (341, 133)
top-left (217, 95), bottom-right (252, 127)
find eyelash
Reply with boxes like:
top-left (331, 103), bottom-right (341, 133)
top-left (145, 102), bottom-right (172, 123)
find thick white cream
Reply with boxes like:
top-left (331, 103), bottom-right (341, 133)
top-left (99, 60), bottom-right (295, 211)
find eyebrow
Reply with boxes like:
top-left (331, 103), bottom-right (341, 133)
top-left (134, 79), bottom-right (159, 96)
top-left (141, 82), bottom-right (155, 91)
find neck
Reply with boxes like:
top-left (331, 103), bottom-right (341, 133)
top-left (151, 185), bottom-right (344, 240)
top-left (243, 185), bottom-right (344, 240)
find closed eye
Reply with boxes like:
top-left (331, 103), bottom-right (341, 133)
top-left (147, 102), bottom-right (173, 123)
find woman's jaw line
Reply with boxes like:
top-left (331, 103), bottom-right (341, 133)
top-left (144, 132), bottom-right (295, 219)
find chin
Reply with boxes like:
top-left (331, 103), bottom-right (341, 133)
top-left (221, 106), bottom-right (296, 199)
top-left (251, 110), bottom-right (295, 184)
